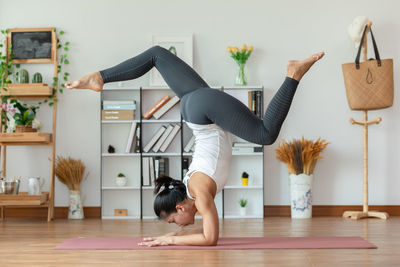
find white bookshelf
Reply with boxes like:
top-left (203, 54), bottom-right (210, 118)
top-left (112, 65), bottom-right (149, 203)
top-left (101, 85), bottom-right (264, 219)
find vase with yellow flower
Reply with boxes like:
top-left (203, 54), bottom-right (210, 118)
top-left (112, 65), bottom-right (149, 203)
top-left (226, 44), bottom-right (254, 86)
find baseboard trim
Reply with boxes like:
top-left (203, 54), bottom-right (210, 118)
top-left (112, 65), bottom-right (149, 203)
top-left (264, 205), bottom-right (400, 217)
top-left (2, 207), bottom-right (101, 219)
top-left (2, 205), bottom-right (399, 219)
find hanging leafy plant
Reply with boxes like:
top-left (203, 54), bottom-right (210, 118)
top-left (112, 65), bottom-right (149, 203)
top-left (0, 28), bottom-right (70, 130)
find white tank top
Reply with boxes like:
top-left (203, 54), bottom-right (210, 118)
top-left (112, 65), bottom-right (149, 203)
top-left (183, 122), bottom-right (232, 200)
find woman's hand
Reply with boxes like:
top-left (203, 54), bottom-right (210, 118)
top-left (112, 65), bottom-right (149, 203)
top-left (138, 235), bottom-right (173, 247)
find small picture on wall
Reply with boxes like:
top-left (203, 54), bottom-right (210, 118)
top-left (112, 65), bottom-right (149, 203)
top-left (7, 28), bottom-right (56, 63)
top-left (150, 35), bottom-right (193, 86)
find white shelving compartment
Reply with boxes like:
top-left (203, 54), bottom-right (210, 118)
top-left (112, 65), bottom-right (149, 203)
top-left (140, 86), bottom-right (183, 219)
top-left (101, 85), bottom-right (141, 219)
top-left (221, 85), bottom-right (264, 219)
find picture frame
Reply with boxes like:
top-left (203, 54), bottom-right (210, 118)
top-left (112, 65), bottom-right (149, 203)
top-left (150, 35), bottom-right (193, 86)
top-left (7, 28), bottom-right (57, 64)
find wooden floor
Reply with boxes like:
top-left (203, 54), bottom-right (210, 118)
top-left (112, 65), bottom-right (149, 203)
top-left (0, 217), bottom-right (399, 266)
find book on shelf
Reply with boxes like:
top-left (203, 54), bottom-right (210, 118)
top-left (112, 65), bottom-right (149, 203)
top-left (232, 146), bottom-right (263, 153)
top-left (102, 110), bottom-right (134, 120)
top-left (142, 157), bottom-right (150, 186)
top-left (160, 124), bottom-right (181, 152)
top-left (184, 135), bottom-right (195, 152)
top-left (143, 126), bottom-right (166, 153)
top-left (149, 157), bottom-right (155, 185)
top-left (154, 157), bottom-right (160, 179)
top-left (134, 124), bottom-right (141, 153)
top-left (103, 104), bottom-right (136, 110)
top-left (233, 142), bottom-right (262, 148)
top-left (152, 124), bottom-right (174, 152)
top-left (247, 90), bottom-right (263, 119)
top-left (103, 100), bottom-right (135, 105)
top-left (143, 95), bottom-right (170, 119)
top-left (158, 157), bottom-right (169, 176)
top-left (153, 95), bottom-right (180, 120)
top-left (125, 122), bottom-right (138, 153)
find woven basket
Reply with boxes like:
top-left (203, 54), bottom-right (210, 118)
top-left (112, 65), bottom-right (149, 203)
top-left (15, 125), bottom-right (37, 133)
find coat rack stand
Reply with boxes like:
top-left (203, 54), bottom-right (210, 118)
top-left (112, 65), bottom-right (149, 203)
top-left (342, 22), bottom-right (389, 220)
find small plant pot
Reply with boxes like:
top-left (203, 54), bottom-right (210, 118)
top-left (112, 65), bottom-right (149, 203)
top-left (116, 176), bottom-right (127, 187)
top-left (289, 173), bottom-right (313, 219)
top-left (240, 207), bottom-right (247, 216)
top-left (15, 124), bottom-right (37, 133)
top-left (241, 177), bottom-right (248, 186)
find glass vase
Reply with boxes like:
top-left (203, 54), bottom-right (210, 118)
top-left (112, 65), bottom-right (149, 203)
top-left (235, 62), bottom-right (247, 86)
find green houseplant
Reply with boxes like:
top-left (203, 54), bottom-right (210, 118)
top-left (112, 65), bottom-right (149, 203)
top-left (116, 172), bottom-right (127, 187)
top-left (239, 198), bottom-right (248, 216)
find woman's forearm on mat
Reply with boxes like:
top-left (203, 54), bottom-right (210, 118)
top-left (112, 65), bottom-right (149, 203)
top-left (170, 233), bottom-right (218, 246)
top-left (174, 228), bottom-right (203, 236)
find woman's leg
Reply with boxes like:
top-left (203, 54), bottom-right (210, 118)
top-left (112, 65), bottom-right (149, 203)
top-left (66, 46), bottom-right (209, 98)
top-left (187, 52), bottom-right (324, 145)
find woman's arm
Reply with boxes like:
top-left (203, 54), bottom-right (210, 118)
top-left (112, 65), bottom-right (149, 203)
top-left (170, 195), bottom-right (219, 246)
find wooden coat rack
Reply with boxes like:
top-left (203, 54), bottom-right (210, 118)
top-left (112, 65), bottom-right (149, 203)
top-left (342, 22), bottom-right (389, 220)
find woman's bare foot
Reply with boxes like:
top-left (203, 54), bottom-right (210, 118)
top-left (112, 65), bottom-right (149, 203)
top-left (287, 52), bottom-right (325, 82)
top-left (66, 72), bottom-right (104, 92)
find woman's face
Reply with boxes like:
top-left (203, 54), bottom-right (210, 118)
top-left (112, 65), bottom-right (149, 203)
top-left (164, 203), bottom-right (195, 226)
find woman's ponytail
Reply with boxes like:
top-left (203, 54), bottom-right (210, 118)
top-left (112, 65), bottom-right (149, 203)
top-left (153, 175), bottom-right (187, 219)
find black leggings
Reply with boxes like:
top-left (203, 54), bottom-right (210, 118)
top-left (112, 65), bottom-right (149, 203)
top-left (100, 46), bottom-right (299, 145)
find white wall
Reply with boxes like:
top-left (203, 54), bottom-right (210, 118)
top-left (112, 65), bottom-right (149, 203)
top-left (1, 0), bottom-right (399, 206)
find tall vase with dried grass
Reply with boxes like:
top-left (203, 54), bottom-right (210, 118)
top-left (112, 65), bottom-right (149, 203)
top-left (275, 137), bottom-right (329, 218)
top-left (55, 156), bottom-right (88, 219)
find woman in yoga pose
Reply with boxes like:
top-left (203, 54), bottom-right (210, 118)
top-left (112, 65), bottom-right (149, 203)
top-left (66, 45), bottom-right (324, 247)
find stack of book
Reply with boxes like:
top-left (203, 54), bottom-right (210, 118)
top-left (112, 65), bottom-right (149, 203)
top-left (143, 95), bottom-right (180, 120)
top-left (102, 100), bottom-right (136, 120)
top-left (142, 157), bottom-right (169, 186)
top-left (248, 90), bottom-right (263, 119)
top-left (143, 124), bottom-right (181, 153)
top-left (232, 142), bottom-right (263, 153)
top-left (125, 122), bottom-right (141, 153)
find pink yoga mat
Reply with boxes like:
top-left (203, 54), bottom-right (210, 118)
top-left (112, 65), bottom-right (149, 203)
top-left (54, 236), bottom-right (376, 250)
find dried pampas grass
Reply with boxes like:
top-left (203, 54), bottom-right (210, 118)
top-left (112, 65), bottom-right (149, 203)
top-left (275, 137), bottom-right (329, 175)
top-left (55, 156), bottom-right (88, 191)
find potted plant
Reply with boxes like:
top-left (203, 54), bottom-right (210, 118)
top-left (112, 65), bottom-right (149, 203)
top-left (10, 100), bottom-right (39, 133)
top-left (241, 171), bottom-right (249, 186)
top-left (275, 137), bottom-right (329, 219)
top-left (55, 155), bottom-right (88, 219)
top-left (239, 198), bottom-right (248, 216)
top-left (116, 172), bottom-right (127, 187)
top-left (226, 44), bottom-right (254, 85)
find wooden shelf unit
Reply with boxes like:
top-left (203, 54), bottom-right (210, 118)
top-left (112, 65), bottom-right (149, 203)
top-left (0, 27), bottom-right (58, 222)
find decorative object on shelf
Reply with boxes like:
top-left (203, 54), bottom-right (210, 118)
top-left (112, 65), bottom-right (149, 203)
top-left (241, 171), bottom-right (249, 186)
top-left (239, 198), bottom-right (248, 216)
top-left (28, 177), bottom-right (45, 195)
top-left (226, 44), bottom-right (254, 86)
top-left (10, 100), bottom-right (38, 133)
top-left (32, 72), bottom-right (43, 83)
top-left (275, 137), bottom-right (329, 218)
top-left (114, 209), bottom-right (127, 216)
top-left (32, 118), bottom-right (42, 130)
top-left (16, 69), bottom-right (29, 83)
top-left (150, 35), bottom-right (193, 86)
top-left (116, 173), bottom-right (127, 187)
top-left (107, 145), bottom-right (115, 153)
top-left (55, 156), bottom-right (88, 220)
top-left (0, 176), bottom-right (20, 194)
